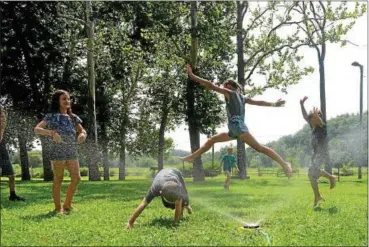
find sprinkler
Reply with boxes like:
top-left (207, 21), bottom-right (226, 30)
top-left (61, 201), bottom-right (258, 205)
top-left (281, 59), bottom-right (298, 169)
top-left (243, 222), bottom-right (260, 229)
top-left (241, 222), bottom-right (272, 246)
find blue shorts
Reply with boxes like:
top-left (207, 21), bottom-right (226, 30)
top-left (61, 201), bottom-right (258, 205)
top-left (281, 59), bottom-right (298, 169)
top-left (0, 142), bottom-right (15, 177)
top-left (49, 143), bottom-right (78, 161)
top-left (227, 116), bottom-right (249, 138)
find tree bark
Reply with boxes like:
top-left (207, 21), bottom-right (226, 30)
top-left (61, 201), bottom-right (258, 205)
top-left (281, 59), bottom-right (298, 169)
top-left (187, 1), bottom-right (205, 182)
top-left (18, 135), bottom-right (31, 181)
top-left (157, 105), bottom-right (169, 171)
top-left (187, 77), bottom-right (204, 182)
top-left (318, 46), bottom-right (332, 174)
top-left (119, 105), bottom-right (129, 180)
top-left (40, 137), bottom-right (53, 181)
top-left (236, 1), bottom-right (248, 179)
top-left (86, 1), bottom-right (100, 181)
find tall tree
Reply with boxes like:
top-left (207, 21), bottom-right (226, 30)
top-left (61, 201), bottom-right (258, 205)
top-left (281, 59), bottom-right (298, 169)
top-left (1, 2), bottom-right (68, 181)
top-left (235, 2), bottom-right (314, 178)
top-left (57, 1), bottom-right (101, 180)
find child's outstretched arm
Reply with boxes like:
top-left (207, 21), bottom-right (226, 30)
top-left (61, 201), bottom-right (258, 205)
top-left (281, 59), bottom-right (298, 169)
top-left (186, 64), bottom-right (230, 98)
top-left (174, 199), bottom-right (183, 224)
top-left (246, 98), bottom-right (285, 107)
top-left (300, 96), bottom-right (309, 122)
top-left (126, 199), bottom-right (148, 229)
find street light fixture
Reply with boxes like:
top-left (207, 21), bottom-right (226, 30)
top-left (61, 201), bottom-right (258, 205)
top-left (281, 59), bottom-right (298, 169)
top-left (351, 61), bottom-right (364, 179)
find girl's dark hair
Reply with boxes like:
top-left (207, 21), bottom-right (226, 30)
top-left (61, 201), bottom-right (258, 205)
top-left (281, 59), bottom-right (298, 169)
top-left (223, 79), bottom-right (243, 93)
top-left (50, 89), bottom-right (73, 118)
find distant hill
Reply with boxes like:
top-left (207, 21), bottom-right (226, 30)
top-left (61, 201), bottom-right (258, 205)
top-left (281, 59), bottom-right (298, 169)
top-left (172, 149), bottom-right (190, 157)
top-left (246, 111), bottom-right (368, 167)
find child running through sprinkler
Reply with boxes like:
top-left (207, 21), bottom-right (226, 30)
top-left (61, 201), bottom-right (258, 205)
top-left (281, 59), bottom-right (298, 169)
top-left (181, 64), bottom-right (292, 178)
top-left (126, 168), bottom-right (193, 229)
top-left (221, 146), bottom-right (239, 190)
top-left (300, 96), bottom-right (336, 207)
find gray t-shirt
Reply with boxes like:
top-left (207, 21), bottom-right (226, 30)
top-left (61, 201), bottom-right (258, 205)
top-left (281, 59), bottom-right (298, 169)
top-left (145, 168), bottom-right (189, 207)
top-left (225, 91), bottom-right (247, 121)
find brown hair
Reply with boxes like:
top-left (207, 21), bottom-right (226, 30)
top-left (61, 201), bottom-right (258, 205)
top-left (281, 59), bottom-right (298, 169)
top-left (50, 89), bottom-right (74, 118)
top-left (223, 79), bottom-right (243, 93)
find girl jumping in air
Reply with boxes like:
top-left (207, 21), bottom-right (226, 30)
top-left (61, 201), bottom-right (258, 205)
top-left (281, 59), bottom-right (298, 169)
top-left (181, 65), bottom-right (292, 178)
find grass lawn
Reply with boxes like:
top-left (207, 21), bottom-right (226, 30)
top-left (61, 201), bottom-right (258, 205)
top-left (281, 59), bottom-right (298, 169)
top-left (1, 172), bottom-right (367, 246)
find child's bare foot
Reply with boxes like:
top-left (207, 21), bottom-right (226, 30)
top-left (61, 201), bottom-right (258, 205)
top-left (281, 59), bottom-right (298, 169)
top-left (63, 205), bottom-right (77, 212)
top-left (283, 162), bottom-right (292, 179)
top-left (313, 196), bottom-right (325, 207)
top-left (329, 176), bottom-right (337, 189)
top-left (54, 208), bottom-right (66, 215)
top-left (185, 205), bottom-right (193, 214)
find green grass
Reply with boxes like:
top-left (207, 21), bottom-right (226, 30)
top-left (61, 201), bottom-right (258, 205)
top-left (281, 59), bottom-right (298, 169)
top-left (1, 173), bottom-right (367, 246)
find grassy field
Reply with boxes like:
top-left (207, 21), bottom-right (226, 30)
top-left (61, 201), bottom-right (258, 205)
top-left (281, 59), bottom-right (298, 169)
top-left (1, 171), bottom-right (367, 246)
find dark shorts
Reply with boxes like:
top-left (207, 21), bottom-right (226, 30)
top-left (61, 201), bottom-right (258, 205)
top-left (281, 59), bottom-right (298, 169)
top-left (161, 196), bottom-right (189, 209)
top-left (0, 142), bottom-right (15, 176)
top-left (161, 196), bottom-right (176, 209)
top-left (50, 143), bottom-right (78, 161)
top-left (308, 152), bottom-right (326, 179)
top-left (227, 116), bottom-right (249, 139)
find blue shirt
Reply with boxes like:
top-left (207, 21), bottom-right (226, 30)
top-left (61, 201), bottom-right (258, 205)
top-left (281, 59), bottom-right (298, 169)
top-left (43, 113), bottom-right (82, 145)
top-left (222, 154), bottom-right (237, 171)
top-left (225, 91), bottom-right (247, 121)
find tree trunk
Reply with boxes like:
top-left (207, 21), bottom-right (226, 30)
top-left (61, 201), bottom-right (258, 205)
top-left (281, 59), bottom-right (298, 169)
top-left (99, 88), bottom-right (109, 180)
top-left (100, 121), bottom-right (109, 181)
top-left (187, 75), bottom-right (204, 182)
top-left (102, 144), bottom-right (109, 180)
top-left (236, 1), bottom-right (248, 179)
top-left (86, 1), bottom-right (100, 181)
top-left (187, 1), bottom-right (204, 182)
top-left (157, 106), bottom-right (169, 171)
top-left (188, 118), bottom-right (204, 182)
top-left (318, 52), bottom-right (332, 174)
top-left (40, 137), bottom-right (53, 181)
top-left (119, 132), bottom-right (126, 181)
top-left (18, 135), bottom-right (31, 181)
top-left (119, 106), bottom-right (128, 180)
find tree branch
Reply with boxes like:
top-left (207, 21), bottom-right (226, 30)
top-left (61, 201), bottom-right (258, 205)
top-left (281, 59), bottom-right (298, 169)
top-left (127, 62), bottom-right (143, 101)
top-left (245, 43), bottom-right (306, 82)
top-left (319, 1), bottom-right (327, 28)
top-left (146, 16), bottom-right (187, 62)
top-left (57, 14), bottom-right (86, 25)
top-left (244, 6), bottom-right (270, 38)
top-left (241, 1), bottom-right (249, 20)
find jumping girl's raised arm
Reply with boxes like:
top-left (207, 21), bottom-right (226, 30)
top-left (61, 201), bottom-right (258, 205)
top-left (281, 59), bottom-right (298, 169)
top-left (300, 96), bottom-right (309, 122)
top-left (186, 64), bottom-right (230, 98)
top-left (246, 98), bottom-right (285, 107)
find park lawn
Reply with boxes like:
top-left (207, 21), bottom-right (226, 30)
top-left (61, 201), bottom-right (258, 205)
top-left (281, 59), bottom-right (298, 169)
top-left (1, 173), bottom-right (367, 246)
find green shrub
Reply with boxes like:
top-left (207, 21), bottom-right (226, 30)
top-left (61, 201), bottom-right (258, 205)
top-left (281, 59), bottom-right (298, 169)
top-left (80, 167), bottom-right (89, 177)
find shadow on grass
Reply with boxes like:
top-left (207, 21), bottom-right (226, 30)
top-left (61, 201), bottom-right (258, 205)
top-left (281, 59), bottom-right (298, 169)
top-left (313, 206), bottom-right (339, 215)
top-left (147, 216), bottom-right (189, 229)
top-left (20, 210), bottom-right (62, 222)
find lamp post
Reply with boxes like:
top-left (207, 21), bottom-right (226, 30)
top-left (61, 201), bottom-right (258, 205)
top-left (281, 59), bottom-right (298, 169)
top-left (351, 61), bottom-right (363, 179)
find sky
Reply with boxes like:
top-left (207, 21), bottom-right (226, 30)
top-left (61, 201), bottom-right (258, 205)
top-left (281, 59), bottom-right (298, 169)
top-left (167, 6), bottom-right (368, 153)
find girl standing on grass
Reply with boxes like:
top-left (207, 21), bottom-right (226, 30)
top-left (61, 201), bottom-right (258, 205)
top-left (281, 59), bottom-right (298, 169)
top-left (34, 90), bottom-right (87, 214)
top-left (181, 65), bottom-right (292, 178)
